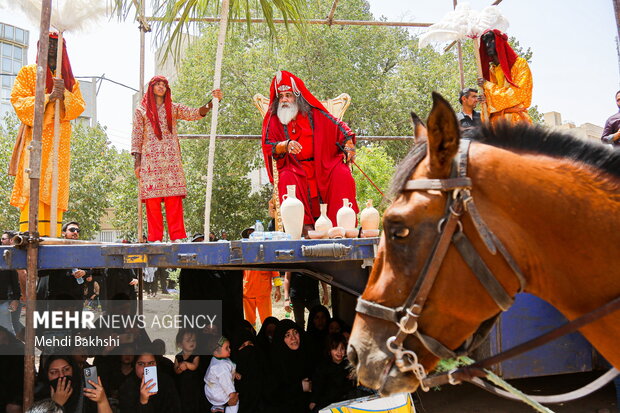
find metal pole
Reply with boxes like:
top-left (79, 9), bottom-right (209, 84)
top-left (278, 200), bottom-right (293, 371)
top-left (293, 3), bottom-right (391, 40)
top-left (91, 76), bottom-right (98, 126)
top-left (24, 0), bottom-right (52, 408)
top-left (146, 16), bottom-right (433, 28)
top-left (613, 0), bottom-right (620, 81)
top-left (203, 0), bottom-right (231, 236)
top-left (49, 30), bottom-right (64, 237)
top-left (453, 0), bottom-right (465, 89)
top-left (137, 0), bottom-right (146, 245)
top-left (137, 0), bottom-right (146, 315)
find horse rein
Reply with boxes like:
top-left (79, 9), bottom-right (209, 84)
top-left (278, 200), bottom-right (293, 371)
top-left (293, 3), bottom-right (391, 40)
top-left (355, 139), bottom-right (620, 402)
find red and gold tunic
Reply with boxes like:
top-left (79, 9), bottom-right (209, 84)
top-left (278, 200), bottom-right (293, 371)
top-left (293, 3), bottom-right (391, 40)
top-left (131, 103), bottom-right (202, 200)
top-left (483, 57), bottom-right (533, 125)
top-left (10, 64), bottom-right (85, 211)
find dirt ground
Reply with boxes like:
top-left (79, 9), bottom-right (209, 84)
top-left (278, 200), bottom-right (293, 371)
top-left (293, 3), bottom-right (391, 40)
top-left (414, 372), bottom-right (619, 413)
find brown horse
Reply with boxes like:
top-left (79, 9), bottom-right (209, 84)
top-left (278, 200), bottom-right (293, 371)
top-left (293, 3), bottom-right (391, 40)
top-left (348, 93), bottom-right (620, 395)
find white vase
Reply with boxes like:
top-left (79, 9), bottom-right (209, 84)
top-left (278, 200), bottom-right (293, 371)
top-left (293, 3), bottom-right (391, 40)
top-left (314, 204), bottom-right (333, 233)
top-left (360, 199), bottom-right (380, 230)
top-left (280, 185), bottom-right (304, 240)
top-left (336, 198), bottom-right (356, 229)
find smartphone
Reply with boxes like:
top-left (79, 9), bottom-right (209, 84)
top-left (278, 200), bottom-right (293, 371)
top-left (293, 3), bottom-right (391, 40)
top-left (143, 366), bottom-right (158, 393)
top-left (84, 366), bottom-right (97, 389)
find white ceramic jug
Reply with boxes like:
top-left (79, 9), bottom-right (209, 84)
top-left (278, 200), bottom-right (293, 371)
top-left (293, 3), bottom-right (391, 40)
top-left (336, 198), bottom-right (356, 229)
top-left (360, 199), bottom-right (380, 230)
top-left (314, 204), bottom-right (333, 233)
top-left (280, 185), bottom-right (304, 240)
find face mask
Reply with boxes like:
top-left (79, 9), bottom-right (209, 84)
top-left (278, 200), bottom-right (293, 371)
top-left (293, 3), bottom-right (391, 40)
top-left (49, 375), bottom-right (72, 391)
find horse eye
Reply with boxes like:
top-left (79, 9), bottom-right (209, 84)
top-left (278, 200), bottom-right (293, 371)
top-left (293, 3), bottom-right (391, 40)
top-left (391, 227), bottom-right (410, 240)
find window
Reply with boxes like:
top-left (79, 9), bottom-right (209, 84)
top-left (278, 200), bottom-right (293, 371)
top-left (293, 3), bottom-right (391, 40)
top-left (13, 45), bottom-right (21, 59)
top-left (15, 28), bottom-right (24, 44)
top-left (2, 43), bottom-right (11, 58)
top-left (4, 25), bottom-right (13, 41)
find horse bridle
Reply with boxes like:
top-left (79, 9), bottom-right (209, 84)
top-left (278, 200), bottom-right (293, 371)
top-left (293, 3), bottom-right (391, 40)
top-left (355, 139), bottom-right (526, 390)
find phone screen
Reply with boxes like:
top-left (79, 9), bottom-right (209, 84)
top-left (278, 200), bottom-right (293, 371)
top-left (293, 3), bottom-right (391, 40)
top-left (84, 366), bottom-right (97, 389)
top-left (143, 366), bottom-right (159, 393)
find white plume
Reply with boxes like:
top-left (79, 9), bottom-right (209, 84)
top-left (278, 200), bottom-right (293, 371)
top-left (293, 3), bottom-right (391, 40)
top-left (1, 0), bottom-right (110, 33)
top-left (418, 3), bottom-right (509, 49)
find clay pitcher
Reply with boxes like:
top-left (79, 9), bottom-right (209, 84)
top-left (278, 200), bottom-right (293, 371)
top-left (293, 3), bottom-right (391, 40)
top-left (360, 199), bottom-right (380, 230)
top-left (280, 185), bottom-right (304, 240)
top-left (314, 204), bottom-right (333, 233)
top-left (337, 198), bottom-right (356, 229)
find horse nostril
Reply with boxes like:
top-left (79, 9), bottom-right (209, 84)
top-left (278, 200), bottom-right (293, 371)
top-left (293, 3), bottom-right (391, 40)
top-left (347, 343), bottom-right (359, 366)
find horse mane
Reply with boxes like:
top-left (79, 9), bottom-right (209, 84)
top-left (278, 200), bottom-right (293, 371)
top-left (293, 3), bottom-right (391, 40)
top-left (473, 122), bottom-right (620, 178)
top-left (391, 123), bottom-right (620, 196)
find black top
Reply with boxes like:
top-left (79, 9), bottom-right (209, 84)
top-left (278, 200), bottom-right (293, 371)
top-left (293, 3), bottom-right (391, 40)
top-left (0, 270), bottom-right (19, 302)
top-left (289, 272), bottom-right (319, 301)
top-left (456, 110), bottom-right (481, 129)
top-left (311, 358), bottom-right (356, 410)
top-left (119, 372), bottom-right (181, 413)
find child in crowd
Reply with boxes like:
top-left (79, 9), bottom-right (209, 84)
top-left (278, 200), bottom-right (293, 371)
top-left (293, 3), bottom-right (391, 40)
top-left (204, 337), bottom-right (240, 413)
top-left (175, 329), bottom-right (203, 413)
top-left (310, 333), bottom-right (355, 412)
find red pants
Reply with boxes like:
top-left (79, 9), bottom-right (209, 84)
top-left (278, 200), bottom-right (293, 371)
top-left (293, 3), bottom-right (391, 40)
top-left (145, 196), bottom-right (187, 242)
top-left (243, 295), bottom-right (272, 326)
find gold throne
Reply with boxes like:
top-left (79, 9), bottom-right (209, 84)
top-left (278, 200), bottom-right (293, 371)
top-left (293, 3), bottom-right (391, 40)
top-left (252, 93), bottom-right (352, 231)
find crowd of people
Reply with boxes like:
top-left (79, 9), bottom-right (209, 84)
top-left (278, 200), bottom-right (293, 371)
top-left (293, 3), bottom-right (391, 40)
top-left (0, 300), bottom-right (368, 413)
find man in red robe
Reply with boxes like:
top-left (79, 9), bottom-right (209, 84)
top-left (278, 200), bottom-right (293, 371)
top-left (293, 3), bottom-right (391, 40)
top-left (261, 71), bottom-right (358, 230)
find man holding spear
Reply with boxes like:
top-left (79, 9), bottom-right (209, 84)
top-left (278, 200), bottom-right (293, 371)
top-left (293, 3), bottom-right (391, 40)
top-left (477, 29), bottom-right (533, 125)
top-left (9, 33), bottom-right (85, 237)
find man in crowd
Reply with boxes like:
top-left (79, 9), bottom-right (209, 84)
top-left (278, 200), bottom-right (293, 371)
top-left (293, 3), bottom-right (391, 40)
top-left (477, 29), bottom-right (533, 125)
top-left (456, 88), bottom-right (481, 130)
top-left (240, 227), bottom-right (282, 326)
top-left (9, 33), bottom-right (85, 236)
top-left (0, 231), bottom-right (19, 335)
top-left (261, 71), bottom-right (358, 233)
top-left (132, 75), bottom-right (222, 242)
top-left (40, 221), bottom-right (86, 300)
top-left (601, 90), bottom-right (620, 146)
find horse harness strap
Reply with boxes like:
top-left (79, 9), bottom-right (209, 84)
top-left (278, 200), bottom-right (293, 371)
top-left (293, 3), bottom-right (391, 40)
top-left (355, 139), bottom-right (527, 390)
top-left (423, 295), bottom-right (620, 402)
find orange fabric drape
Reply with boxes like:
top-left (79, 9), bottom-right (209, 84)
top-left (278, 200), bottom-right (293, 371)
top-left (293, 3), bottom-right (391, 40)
top-left (482, 57), bottom-right (533, 126)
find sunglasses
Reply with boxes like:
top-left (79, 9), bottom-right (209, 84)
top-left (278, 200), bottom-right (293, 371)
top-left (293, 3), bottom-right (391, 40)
top-left (68, 227), bottom-right (80, 233)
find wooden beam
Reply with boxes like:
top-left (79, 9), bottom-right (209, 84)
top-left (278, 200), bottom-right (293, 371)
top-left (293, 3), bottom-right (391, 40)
top-left (326, 0), bottom-right (340, 25)
top-left (23, 0), bottom-right (52, 409)
top-left (145, 16), bottom-right (433, 28)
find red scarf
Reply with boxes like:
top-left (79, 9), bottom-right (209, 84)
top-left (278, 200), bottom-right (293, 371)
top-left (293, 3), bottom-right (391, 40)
top-left (479, 29), bottom-right (519, 87)
top-left (36, 32), bottom-right (76, 93)
top-left (141, 76), bottom-right (173, 140)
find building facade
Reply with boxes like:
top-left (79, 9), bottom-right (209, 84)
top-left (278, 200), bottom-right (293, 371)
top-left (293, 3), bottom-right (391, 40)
top-left (0, 22), bottom-right (29, 121)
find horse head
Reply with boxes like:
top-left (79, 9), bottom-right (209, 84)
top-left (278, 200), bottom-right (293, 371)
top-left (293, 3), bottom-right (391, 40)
top-left (348, 93), bottom-right (522, 394)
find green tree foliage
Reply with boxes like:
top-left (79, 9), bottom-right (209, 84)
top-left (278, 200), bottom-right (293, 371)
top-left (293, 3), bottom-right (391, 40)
top-left (0, 114), bottom-right (20, 232)
top-left (352, 145), bottom-right (394, 219)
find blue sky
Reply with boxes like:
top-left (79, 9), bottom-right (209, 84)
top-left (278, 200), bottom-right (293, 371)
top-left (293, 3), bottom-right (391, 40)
top-left (3, 0), bottom-right (619, 150)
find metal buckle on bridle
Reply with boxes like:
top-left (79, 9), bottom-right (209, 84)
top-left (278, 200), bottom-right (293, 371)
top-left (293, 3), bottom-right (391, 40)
top-left (386, 336), bottom-right (430, 391)
top-left (397, 306), bottom-right (420, 335)
top-left (437, 217), bottom-right (463, 234)
top-left (448, 369), bottom-right (461, 385)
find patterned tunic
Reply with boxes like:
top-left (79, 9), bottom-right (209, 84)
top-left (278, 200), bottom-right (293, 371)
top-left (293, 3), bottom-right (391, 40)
top-left (131, 103), bottom-right (202, 200)
top-left (483, 57), bottom-right (533, 125)
top-left (10, 64), bottom-right (85, 210)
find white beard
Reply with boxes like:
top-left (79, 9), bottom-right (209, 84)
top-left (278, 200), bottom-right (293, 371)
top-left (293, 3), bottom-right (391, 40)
top-left (277, 101), bottom-right (299, 125)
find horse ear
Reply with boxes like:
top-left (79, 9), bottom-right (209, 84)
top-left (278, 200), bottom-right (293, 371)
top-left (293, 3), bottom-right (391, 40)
top-left (410, 111), bottom-right (427, 143)
top-left (426, 92), bottom-right (460, 177)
